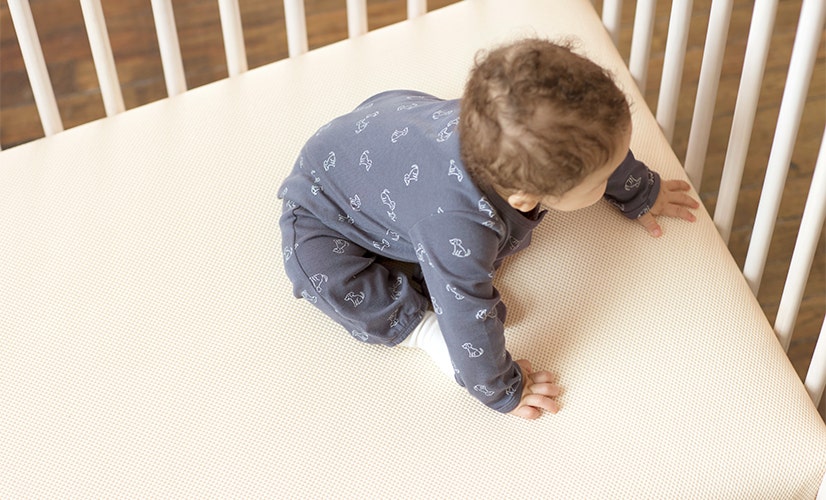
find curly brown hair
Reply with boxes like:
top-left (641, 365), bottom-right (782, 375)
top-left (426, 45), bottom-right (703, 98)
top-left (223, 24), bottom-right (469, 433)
top-left (459, 38), bottom-right (632, 197)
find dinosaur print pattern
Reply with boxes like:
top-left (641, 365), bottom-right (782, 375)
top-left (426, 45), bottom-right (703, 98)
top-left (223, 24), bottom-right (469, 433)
top-left (446, 284), bottom-right (465, 300)
top-left (309, 273), bottom-right (328, 292)
top-left (387, 308), bottom-right (400, 328)
top-left (478, 197), bottom-right (495, 218)
top-left (344, 291), bottom-right (365, 307)
top-left (475, 307), bottom-right (498, 320)
top-left (474, 385), bottom-right (495, 397)
top-left (625, 174), bottom-right (641, 191)
top-left (391, 127), bottom-right (409, 143)
top-left (436, 117), bottom-right (459, 142)
top-left (404, 165), bottom-right (419, 186)
top-left (359, 150), bottom-right (372, 171)
top-left (381, 189), bottom-right (397, 221)
top-left (462, 343), bottom-right (484, 358)
top-left (449, 238), bottom-right (471, 258)
top-left (351, 330), bottom-right (369, 342)
top-left (355, 111), bottom-right (380, 134)
top-left (380, 189), bottom-right (396, 211)
top-left (415, 243), bottom-right (428, 263)
top-left (323, 151), bottom-right (336, 171)
top-left (333, 239), bottom-right (349, 254)
top-left (448, 159), bottom-right (463, 182)
top-left (310, 170), bottom-right (323, 196)
top-left (301, 290), bottom-right (318, 304)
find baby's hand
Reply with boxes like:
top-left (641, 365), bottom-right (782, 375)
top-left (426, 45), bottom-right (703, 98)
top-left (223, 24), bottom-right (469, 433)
top-left (509, 359), bottom-right (561, 420)
top-left (637, 179), bottom-right (699, 237)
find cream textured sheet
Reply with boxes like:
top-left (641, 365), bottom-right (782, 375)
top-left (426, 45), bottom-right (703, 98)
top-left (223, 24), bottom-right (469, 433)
top-left (1, 0), bottom-right (825, 497)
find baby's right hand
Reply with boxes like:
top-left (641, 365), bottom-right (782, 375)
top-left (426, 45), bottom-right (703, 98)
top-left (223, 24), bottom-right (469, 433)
top-left (509, 359), bottom-right (561, 420)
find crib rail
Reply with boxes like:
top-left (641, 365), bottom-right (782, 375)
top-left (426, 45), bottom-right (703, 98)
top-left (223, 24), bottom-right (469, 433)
top-left (5, 0), bottom-right (62, 136)
top-left (5, 0), bottom-right (426, 122)
top-left (2, 0), bottom-right (824, 409)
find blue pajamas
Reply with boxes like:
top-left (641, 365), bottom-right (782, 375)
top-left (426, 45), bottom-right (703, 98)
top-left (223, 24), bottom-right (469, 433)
top-left (280, 204), bottom-right (429, 346)
top-left (278, 90), bottom-right (660, 413)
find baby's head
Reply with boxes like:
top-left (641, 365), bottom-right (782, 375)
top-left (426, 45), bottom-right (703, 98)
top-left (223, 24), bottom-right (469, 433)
top-left (459, 38), bottom-right (632, 212)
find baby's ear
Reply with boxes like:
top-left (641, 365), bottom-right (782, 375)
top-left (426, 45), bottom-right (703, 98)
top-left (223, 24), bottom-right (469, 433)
top-left (507, 191), bottom-right (542, 212)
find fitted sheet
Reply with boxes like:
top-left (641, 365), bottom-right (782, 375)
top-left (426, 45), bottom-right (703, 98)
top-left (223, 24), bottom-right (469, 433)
top-left (1, 0), bottom-right (825, 497)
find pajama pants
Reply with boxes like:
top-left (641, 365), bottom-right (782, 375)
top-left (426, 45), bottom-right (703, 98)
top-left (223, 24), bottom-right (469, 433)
top-left (280, 204), bottom-right (429, 346)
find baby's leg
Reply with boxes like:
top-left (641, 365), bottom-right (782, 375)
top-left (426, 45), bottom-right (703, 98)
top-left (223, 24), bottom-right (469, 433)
top-left (281, 206), bottom-right (429, 346)
top-left (400, 310), bottom-right (455, 377)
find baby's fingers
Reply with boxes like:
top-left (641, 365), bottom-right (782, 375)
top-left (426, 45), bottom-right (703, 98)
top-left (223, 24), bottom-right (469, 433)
top-left (668, 191), bottom-right (699, 210)
top-left (662, 179), bottom-right (692, 192)
top-left (510, 404), bottom-right (542, 420)
top-left (638, 212), bottom-right (662, 238)
top-left (531, 381), bottom-right (562, 398)
top-left (522, 393), bottom-right (560, 415)
top-left (659, 201), bottom-right (697, 222)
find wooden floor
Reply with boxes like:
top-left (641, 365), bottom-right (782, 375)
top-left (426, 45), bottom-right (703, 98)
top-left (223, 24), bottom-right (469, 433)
top-left (1, 0), bottom-right (824, 381)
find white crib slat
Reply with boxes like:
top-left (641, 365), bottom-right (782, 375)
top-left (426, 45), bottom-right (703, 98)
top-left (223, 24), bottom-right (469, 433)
top-left (407, 0), bottom-right (427, 19)
top-left (656, 0), bottom-right (693, 143)
top-left (628, 0), bottom-right (656, 93)
top-left (79, 0), bottom-right (125, 116)
top-left (684, 0), bottom-right (733, 190)
top-left (713, 0), bottom-right (778, 243)
top-left (283, 0), bottom-right (308, 57)
top-left (218, 0), bottom-right (248, 76)
top-left (6, 0), bottom-right (63, 136)
top-left (347, 0), bottom-right (368, 38)
top-left (150, 0), bottom-right (187, 96)
top-left (601, 0), bottom-right (623, 46)
top-left (742, 0), bottom-right (826, 294)
top-left (775, 128), bottom-right (826, 352)
top-left (806, 315), bottom-right (826, 408)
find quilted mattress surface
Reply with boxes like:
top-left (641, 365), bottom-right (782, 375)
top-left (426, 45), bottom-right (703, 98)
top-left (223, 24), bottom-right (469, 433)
top-left (2, 0), bottom-right (825, 497)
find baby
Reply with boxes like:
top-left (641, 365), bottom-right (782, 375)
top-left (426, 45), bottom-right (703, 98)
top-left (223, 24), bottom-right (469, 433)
top-left (278, 38), bottom-right (698, 419)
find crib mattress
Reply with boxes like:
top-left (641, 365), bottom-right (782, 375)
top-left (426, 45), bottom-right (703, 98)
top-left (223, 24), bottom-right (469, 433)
top-left (2, 0), bottom-right (825, 497)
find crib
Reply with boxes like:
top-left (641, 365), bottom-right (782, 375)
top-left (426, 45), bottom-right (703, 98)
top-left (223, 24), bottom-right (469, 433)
top-left (1, 0), bottom-right (824, 496)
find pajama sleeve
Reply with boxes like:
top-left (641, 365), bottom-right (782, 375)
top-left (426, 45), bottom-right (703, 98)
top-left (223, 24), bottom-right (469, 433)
top-left (603, 150), bottom-right (661, 219)
top-left (409, 212), bottom-right (524, 413)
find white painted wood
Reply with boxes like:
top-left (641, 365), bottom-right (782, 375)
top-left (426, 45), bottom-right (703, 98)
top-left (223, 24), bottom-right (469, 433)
top-left (218, 0), bottom-right (248, 76)
top-left (774, 128), bottom-right (826, 351)
top-left (150, 0), bottom-right (187, 96)
top-left (655, 0), bottom-right (693, 143)
top-left (628, 0), bottom-right (656, 93)
top-left (713, 0), bottom-right (777, 243)
top-left (743, 0), bottom-right (826, 294)
top-left (283, 0), bottom-right (309, 57)
top-left (347, 0), bottom-right (368, 38)
top-left (684, 0), bottom-right (733, 190)
top-left (79, 0), bottom-right (125, 116)
top-left (6, 0), bottom-right (63, 136)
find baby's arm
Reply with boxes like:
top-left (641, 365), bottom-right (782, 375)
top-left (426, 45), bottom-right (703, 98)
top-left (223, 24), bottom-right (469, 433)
top-left (508, 359), bottom-right (561, 419)
top-left (604, 151), bottom-right (699, 237)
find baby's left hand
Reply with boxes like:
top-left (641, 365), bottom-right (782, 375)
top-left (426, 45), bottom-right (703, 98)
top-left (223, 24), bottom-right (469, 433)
top-left (638, 179), bottom-right (699, 237)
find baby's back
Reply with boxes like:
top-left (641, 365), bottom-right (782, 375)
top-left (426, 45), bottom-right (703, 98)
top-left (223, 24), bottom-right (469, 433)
top-left (279, 90), bottom-right (485, 263)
